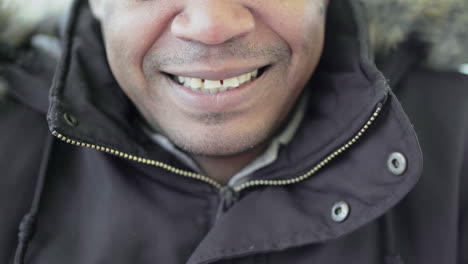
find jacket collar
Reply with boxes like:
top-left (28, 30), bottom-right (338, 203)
top-left (48, 0), bottom-right (423, 261)
top-left (188, 2), bottom-right (423, 261)
top-left (48, 0), bottom-right (396, 180)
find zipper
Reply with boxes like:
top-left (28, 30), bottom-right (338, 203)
top-left (233, 104), bottom-right (383, 192)
top-left (215, 186), bottom-right (240, 221)
top-left (51, 130), bottom-right (224, 189)
top-left (51, 103), bottom-right (383, 196)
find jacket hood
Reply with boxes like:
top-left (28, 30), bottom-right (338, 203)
top-left (1, 0), bottom-right (426, 262)
top-left (1, 0), bottom-right (467, 69)
top-left (363, 0), bottom-right (468, 69)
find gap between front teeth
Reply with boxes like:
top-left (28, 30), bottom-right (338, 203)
top-left (175, 69), bottom-right (259, 94)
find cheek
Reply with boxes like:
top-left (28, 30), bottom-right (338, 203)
top-left (255, 0), bottom-right (324, 47)
top-left (100, 3), bottom-right (182, 106)
top-left (103, 4), bottom-right (178, 73)
top-left (291, 15), bottom-right (325, 82)
top-left (256, 1), bottom-right (325, 71)
top-left (283, 9), bottom-right (325, 61)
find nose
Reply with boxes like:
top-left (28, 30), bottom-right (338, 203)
top-left (171, 0), bottom-right (255, 45)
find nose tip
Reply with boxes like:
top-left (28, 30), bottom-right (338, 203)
top-left (171, 2), bottom-right (255, 45)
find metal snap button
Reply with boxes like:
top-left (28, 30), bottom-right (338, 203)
top-left (387, 152), bottom-right (407, 175)
top-left (331, 201), bottom-right (350, 223)
top-left (63, 112), bottom-right (79, 127)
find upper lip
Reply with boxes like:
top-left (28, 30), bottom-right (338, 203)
top-left (162, 65), bottom-right (268, 80)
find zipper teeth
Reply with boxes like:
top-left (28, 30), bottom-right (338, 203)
top-left (233, 105), bottom-right (383, 192)
top-left (51, 131), bottom-right (223, 189)
top-left (51, 104), bottom-right (381, 193)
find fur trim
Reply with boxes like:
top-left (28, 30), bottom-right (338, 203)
top-left (363, 0), bottom-right (468, 69)
top-left (0, 0), bottom-right (71, 46)
top-left (1, 0), bottom-right (467, 69)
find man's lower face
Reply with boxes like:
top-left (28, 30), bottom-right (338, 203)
top-left (97, 1), bottom-right (326, 157)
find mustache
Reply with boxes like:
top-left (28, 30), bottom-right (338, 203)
top-left (143, 39), bottom-right (290, 69)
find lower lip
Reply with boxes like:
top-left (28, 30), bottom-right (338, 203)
top-left (166, 71), bottom-right (266, 112)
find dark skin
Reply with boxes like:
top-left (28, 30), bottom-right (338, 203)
top-left (90, 0), bottom-right (327, 183)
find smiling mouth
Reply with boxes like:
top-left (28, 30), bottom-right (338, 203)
top-left (166, 66), bottom-right (269, 95)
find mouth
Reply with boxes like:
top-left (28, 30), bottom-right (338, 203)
top-left (165, 66), bottom-right (269, 95)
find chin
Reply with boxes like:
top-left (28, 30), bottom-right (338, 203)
top-left (166, 126), bottom-right (271, 158)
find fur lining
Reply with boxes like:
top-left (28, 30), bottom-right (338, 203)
top-left (0, 0), bottom-right (71, 46)
top-left (0, 0), bottom-right (467, 69)
top-left (363, 0), bottom-right (468, 69)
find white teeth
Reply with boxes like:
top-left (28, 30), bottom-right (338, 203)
top-left (252, 69), bottom-right (258, 78)
top-left (219, 86), bottom-right (228, 92)
top-left (223, 77), bottom-right (240, 88)
top-left (204, 80), bottom-right (222, 89)
top-left (183, 78), bottom-right (191, 88)
top-left (207, 88), bottom-right (219, 94)
top-left (238, 74), bottom-right (247, 83)
top-left (173, 68), bottom-right (261, 94)
top-left (190, 78), bottom-right (202, 90)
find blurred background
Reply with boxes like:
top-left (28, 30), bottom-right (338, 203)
top-left (0, 0), bottom-right (467, 74)
top-left (0, 0), bottom-right (72, 46)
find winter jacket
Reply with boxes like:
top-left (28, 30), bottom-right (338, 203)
top-left (1, 0), bottom-right (467, 263)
